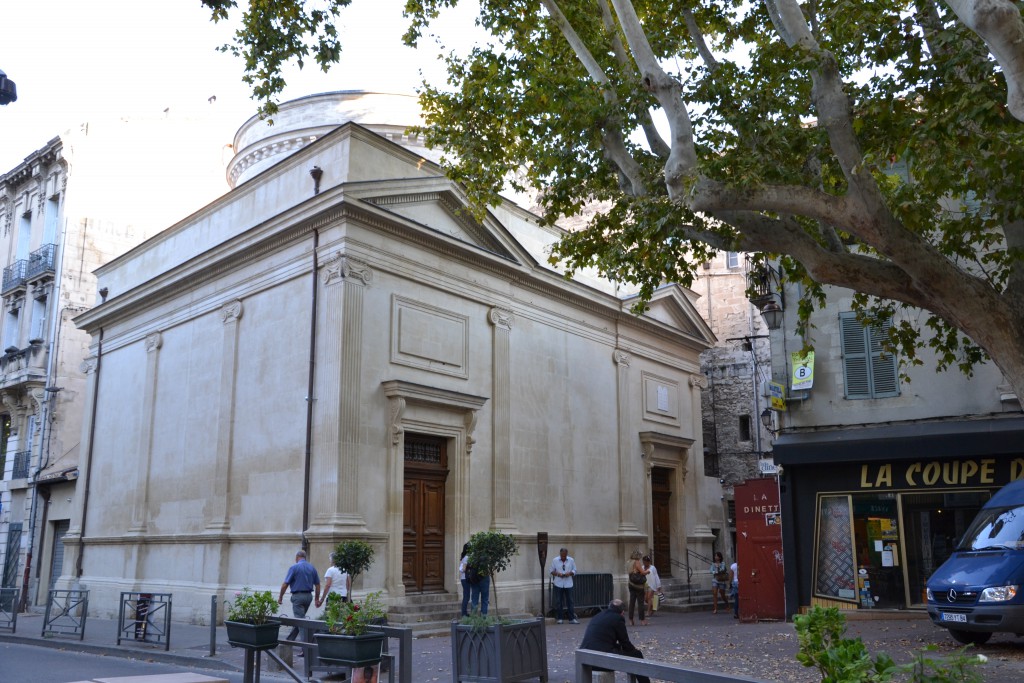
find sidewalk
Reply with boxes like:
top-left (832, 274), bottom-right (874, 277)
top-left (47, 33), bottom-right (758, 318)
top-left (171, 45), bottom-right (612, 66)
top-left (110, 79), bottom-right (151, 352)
top-left (3, 608), bottom-right (1023, 682)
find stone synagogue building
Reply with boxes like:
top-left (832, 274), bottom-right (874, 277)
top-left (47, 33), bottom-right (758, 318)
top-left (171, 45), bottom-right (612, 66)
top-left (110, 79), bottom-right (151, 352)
top-left (63, 92), bottom-right (723, 620)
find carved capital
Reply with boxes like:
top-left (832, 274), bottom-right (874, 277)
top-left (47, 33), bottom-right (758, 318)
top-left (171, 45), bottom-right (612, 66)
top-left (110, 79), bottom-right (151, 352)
top-left (341, 257), bottom-right (373, 285)
top-left (321, 251), bottom-right (344, 285)
top-left (220, 299), bottom-right (243, 324)
top-left (613, 349), bottom-right (631, 367)
top-left (145, 332), bottom-right (163, 353)
top-left (689, 373), bottom-right (709, 389)
top-left (487, 307), bottom-right (514, 331)
top-left (1, 391), bottom-right (25, 416)
top-left (81, 356), bottom-right (98, 375)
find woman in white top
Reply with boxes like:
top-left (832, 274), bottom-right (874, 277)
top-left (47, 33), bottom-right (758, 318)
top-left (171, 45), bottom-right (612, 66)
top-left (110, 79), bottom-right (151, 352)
top-left (317, 553), bottom-right (351, 607)
top-left (642, 555), bottom-right (662, 615)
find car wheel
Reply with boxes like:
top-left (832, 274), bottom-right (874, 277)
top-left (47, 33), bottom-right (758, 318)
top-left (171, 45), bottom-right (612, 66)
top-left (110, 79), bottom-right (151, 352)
top-left (948, 629), bottom-right (992, 646)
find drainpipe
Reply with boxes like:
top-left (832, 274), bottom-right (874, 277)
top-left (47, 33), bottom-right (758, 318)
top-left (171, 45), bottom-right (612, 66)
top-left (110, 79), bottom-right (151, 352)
top-left (301, 229), bottom-right (319, 552)
top-left (75, 326), bottom-right (101, 579)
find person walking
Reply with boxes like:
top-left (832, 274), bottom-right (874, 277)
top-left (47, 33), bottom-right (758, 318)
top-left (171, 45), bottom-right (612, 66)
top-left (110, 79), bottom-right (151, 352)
top-left (626, 550), bottom-right (648, 626)
top-left (550, 547), bottom-right (579, 624)
top-left (316, 552), bottom-right (350, 608)
top-left (642, 555), bottom-right (662, 616)
top-left (278, 549), bottom-right (320, 640)
top-left (468, 554), bottom-right (490, 615)
top-left (458, 543), bottom-right (471, 617)
top-left (730, 560), bottom-right (740, 619)
top-left (710, 551), bottom-right (730, 614)
top-left (579, 599), bottom-right (651, 683)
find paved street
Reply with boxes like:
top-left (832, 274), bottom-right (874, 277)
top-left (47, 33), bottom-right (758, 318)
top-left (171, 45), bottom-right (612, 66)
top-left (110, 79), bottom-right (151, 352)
top-left (3, 608), bottom-right (1024, 682)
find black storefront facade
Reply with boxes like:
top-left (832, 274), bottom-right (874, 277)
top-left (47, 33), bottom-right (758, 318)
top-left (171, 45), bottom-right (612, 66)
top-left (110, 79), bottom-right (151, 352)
top-left (774, 415), bottom-right (1024, 618)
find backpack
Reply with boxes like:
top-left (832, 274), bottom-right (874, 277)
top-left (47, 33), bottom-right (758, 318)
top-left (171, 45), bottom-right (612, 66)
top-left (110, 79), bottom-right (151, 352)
top-left (465, 563), bottom-right (483, 585)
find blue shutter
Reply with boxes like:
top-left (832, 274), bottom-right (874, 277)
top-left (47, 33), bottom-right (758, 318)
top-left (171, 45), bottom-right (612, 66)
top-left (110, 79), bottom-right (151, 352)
top-left (841, 312), bottom-right (900, 399)
top-left (840, 313), bottom-right (869, 398)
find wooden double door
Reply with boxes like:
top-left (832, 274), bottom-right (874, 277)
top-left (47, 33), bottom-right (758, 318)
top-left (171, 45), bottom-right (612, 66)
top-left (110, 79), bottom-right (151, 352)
top-left (651, 467), bottom-right (673, 576)
top-left (402, 435), bottom-right (449, 593)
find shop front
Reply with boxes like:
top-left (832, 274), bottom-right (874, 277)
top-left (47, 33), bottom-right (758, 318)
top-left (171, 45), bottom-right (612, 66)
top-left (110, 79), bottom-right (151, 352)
top-left (774, 416), bottom-right (1024, 617)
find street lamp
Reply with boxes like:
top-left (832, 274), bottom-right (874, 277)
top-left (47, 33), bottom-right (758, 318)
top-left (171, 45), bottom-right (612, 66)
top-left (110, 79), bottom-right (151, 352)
top-left (760, 408), bottom-right (779, 436)
top-left (0, 70), bottom-right (17, 105)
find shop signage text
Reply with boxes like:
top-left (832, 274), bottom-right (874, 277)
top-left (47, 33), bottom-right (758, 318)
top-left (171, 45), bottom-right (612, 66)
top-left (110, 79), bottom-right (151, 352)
top-left (860, 458), bottom-right (1024, 489)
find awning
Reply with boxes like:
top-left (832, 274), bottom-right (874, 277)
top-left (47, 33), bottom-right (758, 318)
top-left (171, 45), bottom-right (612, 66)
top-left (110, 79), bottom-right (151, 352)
top-left (773, 415), bottom-right (1024, 465)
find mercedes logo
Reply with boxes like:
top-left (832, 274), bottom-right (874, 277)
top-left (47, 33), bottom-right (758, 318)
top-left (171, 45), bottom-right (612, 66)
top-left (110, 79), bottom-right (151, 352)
top-left (948, 589), bottom-right (958, 603)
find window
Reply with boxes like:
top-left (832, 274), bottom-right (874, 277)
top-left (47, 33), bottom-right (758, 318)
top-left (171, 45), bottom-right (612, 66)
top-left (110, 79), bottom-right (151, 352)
top-left (4, 307), bottom-right (19, 350)
top-left (17, 208), bottom-right (32, 260)
top-left (839, 312), bottom-right (899, 399)
top-left (738, 414), bottom-right (751, 442)
top-left (726, 251), bottom-right (740, 269)
top-left (29, 294), bottom-right (46, 341)
top-left (43, 196), bottom-right (59, 244)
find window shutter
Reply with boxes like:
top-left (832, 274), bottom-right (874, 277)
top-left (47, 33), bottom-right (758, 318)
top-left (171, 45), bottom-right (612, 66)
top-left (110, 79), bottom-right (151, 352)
top-left (868, 319), bottom-right (900, 397)
top-left (840, 313), bottom-right (869, 398)
top-left (841, 312), bottom-right (900, 399)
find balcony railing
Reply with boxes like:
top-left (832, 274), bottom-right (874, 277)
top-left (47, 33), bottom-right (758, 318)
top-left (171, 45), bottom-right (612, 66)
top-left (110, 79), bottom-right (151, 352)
top-left (2, 260), bottom-right (27, 294)
top-left (26, 243), bottom-right (56, 280)
top-left (11, 450), bottom-right (30, 479)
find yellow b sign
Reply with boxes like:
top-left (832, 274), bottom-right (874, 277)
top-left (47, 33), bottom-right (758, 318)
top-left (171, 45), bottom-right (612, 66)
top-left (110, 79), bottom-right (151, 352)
top-left (791, 351), bottom-right (814, 390)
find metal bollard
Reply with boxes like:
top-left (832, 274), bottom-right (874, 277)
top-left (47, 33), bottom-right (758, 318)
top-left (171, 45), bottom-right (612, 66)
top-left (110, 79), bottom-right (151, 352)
top-left (209, 595), bottom-right (217, 656)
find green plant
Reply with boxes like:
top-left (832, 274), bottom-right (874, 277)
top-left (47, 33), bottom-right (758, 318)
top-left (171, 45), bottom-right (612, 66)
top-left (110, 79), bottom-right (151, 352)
top-left (465, 530), bottom-right (519, 612)
top-left (332, 540), bottom-right (374, 579)
top-left (323, 591), bottom-right (386, 636)
top-left (794, 606), bottom-right (986, 682)
top-left (458, 610), bottom-right (513, 634)
top-left (225, 587), bottom-right (279, 625)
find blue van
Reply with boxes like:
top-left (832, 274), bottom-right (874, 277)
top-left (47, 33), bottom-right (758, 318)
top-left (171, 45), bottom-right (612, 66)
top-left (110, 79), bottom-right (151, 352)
top-left (926, 479), bottom-right (1024, 644)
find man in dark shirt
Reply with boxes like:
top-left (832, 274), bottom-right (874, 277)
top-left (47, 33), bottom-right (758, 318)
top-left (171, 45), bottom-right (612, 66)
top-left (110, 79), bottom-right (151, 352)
top-left (278, 549), bottom-right (320, 641)
top-left (579, 599), bottom-right (651, 683)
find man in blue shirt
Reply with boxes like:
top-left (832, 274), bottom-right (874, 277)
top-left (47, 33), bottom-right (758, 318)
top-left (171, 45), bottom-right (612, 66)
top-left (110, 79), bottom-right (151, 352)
top-left (278, 549), bottom-right (320, 640)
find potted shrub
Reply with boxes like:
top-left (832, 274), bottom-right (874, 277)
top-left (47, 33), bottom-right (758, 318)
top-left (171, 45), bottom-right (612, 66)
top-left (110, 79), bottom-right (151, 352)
top-left (452, 531), bottom-right (546, 683)
top-left (464, 530), bottom-right (518, 612)
top-left (331, 539), bottom-right (375, 581)
top-left (224, 587), bottom-right (280, 649)
top-left (451, 613), bottom-right (547, 683)
top-left (314, 591), bottom-right (388, 666)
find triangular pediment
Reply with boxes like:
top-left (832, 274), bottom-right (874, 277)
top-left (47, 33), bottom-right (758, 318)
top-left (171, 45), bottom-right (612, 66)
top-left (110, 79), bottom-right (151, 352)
top-left (640, 285), bottom-right (717, 344)
top-left (352, 178), bottom-right (529, 264)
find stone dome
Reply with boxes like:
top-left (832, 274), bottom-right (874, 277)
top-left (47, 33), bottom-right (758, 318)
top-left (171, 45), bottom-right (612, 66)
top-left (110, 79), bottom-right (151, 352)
top-left (227, 91), bottom-right (433, 187)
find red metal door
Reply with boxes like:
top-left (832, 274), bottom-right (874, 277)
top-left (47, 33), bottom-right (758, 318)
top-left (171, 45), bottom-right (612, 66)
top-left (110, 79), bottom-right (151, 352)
top-left (734, 478), bottom-right (785, 622)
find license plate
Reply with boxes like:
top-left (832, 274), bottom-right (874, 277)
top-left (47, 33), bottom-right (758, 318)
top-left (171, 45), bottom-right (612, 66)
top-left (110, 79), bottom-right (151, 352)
top-left (941, 612), bottom-right (967, 623)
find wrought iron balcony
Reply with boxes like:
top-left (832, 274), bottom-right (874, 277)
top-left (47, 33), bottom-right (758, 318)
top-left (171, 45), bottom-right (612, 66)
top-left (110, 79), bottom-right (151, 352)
top-left (11, 450), bottom-right (30, 479)
top-left (2, 260), bottom-right (27, 294)
top-left (26, 243), bottom-right (56, 280)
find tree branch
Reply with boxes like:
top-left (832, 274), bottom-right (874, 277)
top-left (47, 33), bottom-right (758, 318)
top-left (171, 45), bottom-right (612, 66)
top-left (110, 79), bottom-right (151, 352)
top-left (947, 0), bottom-right (1024, 121)
top-left (541, 0), bottom-right (649, 195)
top-left (681, 7), bottom-right (720, 72)
top-left (608, 0), bottom-right (699, 198)
top-left (597, 0), bottom-right (670, 158)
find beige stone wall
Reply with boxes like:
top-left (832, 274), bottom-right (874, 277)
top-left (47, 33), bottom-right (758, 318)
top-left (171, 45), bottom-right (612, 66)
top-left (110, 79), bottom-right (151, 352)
top-left (67, 123), bottom-right (722, 620)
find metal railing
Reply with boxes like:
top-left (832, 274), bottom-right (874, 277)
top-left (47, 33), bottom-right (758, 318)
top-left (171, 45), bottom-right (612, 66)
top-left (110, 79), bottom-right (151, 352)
top-left (11, 450), bottom-right (30, 479)
top-left (43, 589), bottom-right (89, 639)
top-left (0, 588), bottom-right (19, 632)
top-left (1, 259), bottom-right (27, 293)
top-left (26, 243), bottom-right (56, 280)
top-left (117, 591), bottom-right (172, 650)
top-left (664, 548), bottom-right (716, 603)
top-left (548, 572), bottom-right (613, 616)
top-left (577, 648), bottom-right (768, 683)
top-left (272, 616), bottom-right (411, 683)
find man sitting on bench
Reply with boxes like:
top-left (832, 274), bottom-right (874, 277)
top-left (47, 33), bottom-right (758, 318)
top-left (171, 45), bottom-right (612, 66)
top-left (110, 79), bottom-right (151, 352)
top-left (579, 599), bottom-right (651, 683)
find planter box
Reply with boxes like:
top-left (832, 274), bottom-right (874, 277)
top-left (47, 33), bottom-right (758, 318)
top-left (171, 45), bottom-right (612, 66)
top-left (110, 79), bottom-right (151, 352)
top-left (225, 619), bottom-right (281, 650)
top-left (314, 631), bottom-right (387, 666)
top-left (451, 618), bottom-right (548, 683)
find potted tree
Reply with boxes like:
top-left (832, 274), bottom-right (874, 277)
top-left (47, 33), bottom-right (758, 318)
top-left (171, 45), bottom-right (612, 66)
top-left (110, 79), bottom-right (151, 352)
top-left (224, 587), bottom-right (280, 649)
top-left (452, 531), bottom-right (547, 683)
top-left (315, 591), bottom-right (388, 666)
top-left (330, 539), bottom-right (375, 583)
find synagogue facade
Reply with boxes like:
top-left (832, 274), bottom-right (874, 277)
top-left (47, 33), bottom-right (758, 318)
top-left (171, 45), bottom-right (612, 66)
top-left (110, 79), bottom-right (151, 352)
top-left (65, 92), bottom-right (722, 619)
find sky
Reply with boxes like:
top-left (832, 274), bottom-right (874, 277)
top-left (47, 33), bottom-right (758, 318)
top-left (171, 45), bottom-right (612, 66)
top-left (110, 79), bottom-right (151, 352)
top-left (0, 0), bottom-right (477, 172)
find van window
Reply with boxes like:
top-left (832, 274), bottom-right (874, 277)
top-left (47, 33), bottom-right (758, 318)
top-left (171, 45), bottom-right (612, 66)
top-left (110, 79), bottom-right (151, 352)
top-left (959, 504), bottom-right (1024, 551)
